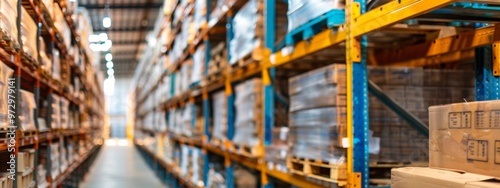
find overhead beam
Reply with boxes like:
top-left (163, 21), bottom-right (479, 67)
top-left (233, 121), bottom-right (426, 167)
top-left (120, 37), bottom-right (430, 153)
top-left (93, 26), bottom-right (154, 32)
top-left (81, 3), bottom-right (163, 9)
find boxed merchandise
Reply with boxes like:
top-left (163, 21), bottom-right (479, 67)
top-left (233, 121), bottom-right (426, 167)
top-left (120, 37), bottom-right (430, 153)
top-left (50, 94), bottom-right (61, 129)
top-left (391, 167), bottom-right (500, 188)
top-left (60, 98), bottom-right (69, 129)
top-left (229, 0), bottom-right (261, 64)
top-left (0, 62), bottom-right (13, 129)
top-left (190, 45), bottom-right (205, 86)
top-left (52, 49), bottom-right (61, 80)
top-left (0, 0), bottom-right (18, 44)
top-left (265, 127), bottom-right (289, 166)
top-left (233, 78), bottom-right (262, 147)
top-left (429, 101), bottom-right (500, 178)
top-left (53, 3), bottom-right (71, 48)
top-left (211, 90), bottom-right (227, 144)
top-left (21, 7), bottom-right (38, 60)
top-left (192, 0), bottom-right (207, 32)
top-left (19, 90), bottom-right (36, 131)
top-left (40, 38), bottom-right (52, 73)
top-left (50, 142), bottom-right (60, 179)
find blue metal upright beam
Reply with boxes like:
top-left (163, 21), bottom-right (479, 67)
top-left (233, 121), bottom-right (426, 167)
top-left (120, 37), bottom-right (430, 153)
top-left (475, 44), bottom-right (500, 100)
top-left (353, 0), bottom-right (369, 187)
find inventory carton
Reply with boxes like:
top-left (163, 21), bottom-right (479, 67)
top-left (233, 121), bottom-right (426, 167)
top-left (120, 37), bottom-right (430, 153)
top-left (429, 101), bottom-right (500, 178)
top-left (392, 167), bottom-right (500, 188)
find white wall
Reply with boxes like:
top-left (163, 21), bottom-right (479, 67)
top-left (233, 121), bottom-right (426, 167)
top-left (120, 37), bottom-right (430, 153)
top-left (106, 77), bottom-right (132, 138)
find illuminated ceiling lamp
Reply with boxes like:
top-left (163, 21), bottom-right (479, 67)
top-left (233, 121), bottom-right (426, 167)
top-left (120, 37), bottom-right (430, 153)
top-left (103, 3), bottom-right (111, 28)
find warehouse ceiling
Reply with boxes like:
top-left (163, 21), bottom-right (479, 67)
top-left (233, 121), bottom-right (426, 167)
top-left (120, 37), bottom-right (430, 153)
top-left (79, 0), bottom-right (163, 77)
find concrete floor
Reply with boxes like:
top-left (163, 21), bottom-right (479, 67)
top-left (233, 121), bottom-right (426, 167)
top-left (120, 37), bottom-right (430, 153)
top-left (80, 139), bottom-right (166, 188)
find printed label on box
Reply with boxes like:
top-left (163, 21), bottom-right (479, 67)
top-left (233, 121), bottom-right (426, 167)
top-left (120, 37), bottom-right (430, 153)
top-left (476, 111), bottom-right (486, 128)
top-left (449, 112), bottom-right (471, 128)
top-left (496, 141), bottom-right (500, 164)
top-left (467, 140), bottom-right (488, 162)
top-left (490, 111), bottom-right (500, 128)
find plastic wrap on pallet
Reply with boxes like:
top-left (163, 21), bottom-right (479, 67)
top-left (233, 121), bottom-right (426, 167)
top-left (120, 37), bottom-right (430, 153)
top-left (50, 95), bottom-right (61, 129)
top-left (229, 0), bottom-right (259, 65)
top-left (181, 63), bottom-right (190, 93)
top-left (211, 90), bottom-right (227, 142)
top-left (60, 98), bottom-right (69, 129)
top-left (76, 9), bottom-right (94, 64)
top-left (21, 7), bottom-right (38, 61)
top-left (191, 147), bottom-right (204, 187)
top-left (0, 0), bottom-right (18, 45)
top-left (233, 79), bottom-right (262, 147)
top-left (289, 64), bottom-right (346, 95)
top-left (265, 128), bottom-right (289, 165)
top-left (19, 90), bottom-right (36, 131)
top-left (53, 3), bottom-right (71, 49)
top-left (53, 48), bottom-right (61, 80)
top-left (50, 143), bottom-right (60, 179)
top-left (180, 145), bottom-right (190, 176)
top-left (290, 85), bottom-right (344, 112)
top-left (209, 0), bottom-right (228, 26)
top-left (40, 38), bottom-right (52, 74)
top-left (0, 62), bottom-right (13, 129)
top-left (191, 45), bottom-right (205, 86)
top-left (60, 139), bottom-right (68, 172)
top-left (289, 107), bottom-right (346, 127)
top-left (181, 104), bottom-right (193, 136)
top-left (207, 163), bottom-right (226, 188)
top-left (287, 0), bottom-right (344, 32)
top-left (193, 0), bottom-right (207, 32)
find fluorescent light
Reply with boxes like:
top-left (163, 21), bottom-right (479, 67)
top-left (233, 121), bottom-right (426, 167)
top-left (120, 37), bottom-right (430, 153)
top-left (107, 69), bottom-right (114, 75)
top-left (89, 34), bottom-right (99, 42)
top-left (103, 16), bottom-right (111, 28)
top-left (105, 53), bottom-right (113, 61)
top-left (106, 61), bottom-right (114, 68)
top-left (103, 78), bottom-right (115, 96)
top-left (99, 33), bottom-right (108, 41)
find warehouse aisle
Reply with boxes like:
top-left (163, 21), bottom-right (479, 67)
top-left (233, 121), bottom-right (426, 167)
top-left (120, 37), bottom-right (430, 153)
top-left (80, 139), bottom-right (166, 188)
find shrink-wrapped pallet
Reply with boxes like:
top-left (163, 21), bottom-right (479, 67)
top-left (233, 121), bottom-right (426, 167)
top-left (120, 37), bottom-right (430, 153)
top-left (50, 95), bottom-right (61, 129)
top-left (0, 0), bottom-right (18, 44)
top-left (229, 0), bottom-right (259, 64)
top-left (53, 3), bottom-right (71, 49)
top-left (287, 0), bottom-right (344, 32)
top-left (233, 78), bottom-right (262, 147)
top-left (265, 127), bottom-right (289, 167)
top-left (19, 90), bottom-right (36, 131)
top-left (211, 90), bottom-right (227, 143)
top-left (0, 62), bottom-right (13, 129)
top-left (191, 45), bottom-right (205, 86)
top-left (20, 7), bottom-right (38, 60)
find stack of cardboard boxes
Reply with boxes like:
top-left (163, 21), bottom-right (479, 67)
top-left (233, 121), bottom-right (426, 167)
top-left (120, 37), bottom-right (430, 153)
top-left (393, 100), bottom-right (500, 187)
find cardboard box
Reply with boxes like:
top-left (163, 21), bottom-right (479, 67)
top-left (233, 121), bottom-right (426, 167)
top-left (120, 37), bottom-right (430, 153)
top-left (429, 101), bottom-right (500, 178)
top-left (392, 167), bottom-right (500, 188)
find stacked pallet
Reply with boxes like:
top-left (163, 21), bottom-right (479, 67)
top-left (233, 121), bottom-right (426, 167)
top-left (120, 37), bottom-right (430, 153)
top-left (179, 145), bottom-right (205, 186)
top-left (206, 42), bottom-right (227, 81)
top-left (228, 0), bottom-right (265, 65)
top-left (211, 90), bottom-right (227, 146)
top-left (0, 0), bottom-right (19, 52)
top-left (233, 78), bottom-right (263, 157)
top-left (287, 64), bottom-right (347, 182)
top-left (368, 67), bottom-right (474, 164)
top-left (265, 127), bottom-right (289, 171)
top-left (190, 44), bottom-right (205, 87)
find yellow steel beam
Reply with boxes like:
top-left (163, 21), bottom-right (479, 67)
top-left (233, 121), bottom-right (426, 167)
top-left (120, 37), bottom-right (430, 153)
top-left (493, 42), bottom-right (500, 76)
top-left (266, 166), bottom-right (332, 188)
top-left (375, 25), bottom-right (500, 65)
top-left (352, 0), bottom-right (458, 38)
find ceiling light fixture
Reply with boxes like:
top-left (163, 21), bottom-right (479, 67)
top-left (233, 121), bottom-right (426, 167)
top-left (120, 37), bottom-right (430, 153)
top-left (105, 53), bottom-right (113, 61)
top-left (106, 61), bottom-right (114, 68)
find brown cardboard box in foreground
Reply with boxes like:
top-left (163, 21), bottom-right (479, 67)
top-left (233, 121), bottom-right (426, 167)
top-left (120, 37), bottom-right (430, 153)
top-left (392, 167), bottom-right (500, 188)
top-left (429, 101), bottom-right (500, 178)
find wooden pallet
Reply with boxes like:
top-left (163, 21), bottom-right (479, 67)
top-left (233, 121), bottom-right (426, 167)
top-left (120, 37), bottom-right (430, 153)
top-left (0, 30), bottom-right (20, 53)
top-left (286, 157), bottom-right (347, 183)
top-left (232, 143), bottom-right (263, 158)
top-left (284, 9), bottom-right (345, 46)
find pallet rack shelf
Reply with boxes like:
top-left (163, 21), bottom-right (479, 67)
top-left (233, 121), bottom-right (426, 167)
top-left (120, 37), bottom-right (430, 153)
top-left (132, 0), bottom-right (500, 188)
top-left (0, 1), bottom-right (106, 188)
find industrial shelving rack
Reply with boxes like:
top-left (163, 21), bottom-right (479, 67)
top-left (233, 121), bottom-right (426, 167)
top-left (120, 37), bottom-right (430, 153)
top-left (132, 0), bottom-right (500, 187)
top-left (0, 1), bottom-right (106, 188)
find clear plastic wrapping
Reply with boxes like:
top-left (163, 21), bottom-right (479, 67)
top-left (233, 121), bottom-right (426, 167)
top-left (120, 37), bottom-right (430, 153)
top-left (211, 90), bottom-right (227, 142)
top-left (193, 0), bottom-right (207, 32)
top-left (181, 104), bottom-right (193, 136)
top-left (289, 85), bottom-right (344, 111)
top-left (289, 64), bottom-right (346, 95)
top-left (21, 7), bottom-right (38, 60)
top-left (209, 0), bottom-right (228, 26)
top-left (60, 98), bottom-right (69, 129)
top-left (50, 95), bottom-right (61, 129)
top-left (0, 62), bottom-right (13, 128)
top-left (287, 0), bottom-right (344, 32)
top-left (19, 90), bottom-right (36, 131)
top-left (0, 0), bottom-right (18, 44)
top-left (191, 45), bottom-right (205, 85)
top-left (52, 49), bottom-right (61, 80)
top-left (229, 0), bottom-right (259, 64)
top-left (289, 107), bottom-right (346, 127)
top-left (53, 3), bottom-right (71, 49)
top-left (233, 79), bottom-right (262, 147)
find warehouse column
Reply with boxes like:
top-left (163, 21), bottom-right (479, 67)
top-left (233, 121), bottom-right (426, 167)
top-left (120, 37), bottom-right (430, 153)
top-left (475, 39), bottom-right (500, 100)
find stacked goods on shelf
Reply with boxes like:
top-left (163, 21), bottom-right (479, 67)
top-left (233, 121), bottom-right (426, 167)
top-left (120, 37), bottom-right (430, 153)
top-left (368, 68), bottom-right (474, 164)
top-left (191, 44), bottom-right (205, 87)
top-left (20, 6), bottom-right (38, 61)
top-left (193, 0), bottom-right (207, 33)
top-left (0, 174), bottom-right (13, 187)
top-left (0, 0), bottom-right (18, 47)
top-left (53, 3), bottom-right (71, 49)
top-left (0, 149), bottom-right (35, 187)
top-left (67, 140), bottom-right (76, 164)
top-left (208, 0), bottom-right (226, 25)
top-left (0, 62), bottom-right (12, 129)
top-left (229, 0), bottom-right (262, 65)
top-left (286, 0), bottom-right (344, 32)
top-left (206, 155), bottom-right (226, 188)
top-left (60, 138), bottom-right (69, 172)
top-left (162, 135), bottom-right (174, 164)
top-left (50, 142), bottom-right (61, 179)
top-left (156, 110), bottom-right (167, 132)
top-left (428, 100), bottom-right (500, 178)
top-left (76, 9), bottom-right (94, 67)
top-left (233, 78), bottom-right (263, 155)
top-left (19, 90), bottom-right (37, 131)
top-left (40, 39), bottom-right (52, 74)
top-left (60, 98), bottom-right (69, 129)
top-left (265, 127), bottom-right (289, 171)
top-left (207, 42), bottom-right (227, 78)
top-left (287, 64), bottom-right (347, 181)
top-left (51, 94), bottom-right (61, 129)
top-left (234, 164), bottom-right (258, 187)
top-left (52, 48), bottom-right (62, 80)
top-left (191, 147), bottom-right (204, 187)
top-left (211, 90), bottom-right (227, 146)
